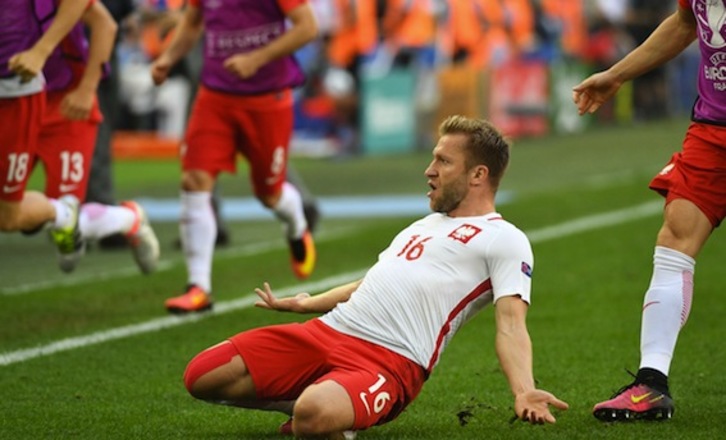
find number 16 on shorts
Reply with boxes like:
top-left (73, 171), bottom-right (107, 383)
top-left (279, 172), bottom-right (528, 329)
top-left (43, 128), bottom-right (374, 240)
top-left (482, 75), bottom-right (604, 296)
top-left (358, 373), bottom-right (391, 416)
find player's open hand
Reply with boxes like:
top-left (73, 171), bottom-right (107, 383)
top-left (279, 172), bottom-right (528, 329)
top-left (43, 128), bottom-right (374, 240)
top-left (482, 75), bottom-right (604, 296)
top-left (254, 282), bottom-right (311, 313)
top-left (513, 389), bottom-right (569, 424)
top-left (572, 71), bottom-right (622, 115)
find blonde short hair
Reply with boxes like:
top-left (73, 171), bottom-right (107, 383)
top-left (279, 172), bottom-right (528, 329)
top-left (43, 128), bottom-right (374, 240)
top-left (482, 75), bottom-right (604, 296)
top-left (439, 115), bottom-right (510, 189)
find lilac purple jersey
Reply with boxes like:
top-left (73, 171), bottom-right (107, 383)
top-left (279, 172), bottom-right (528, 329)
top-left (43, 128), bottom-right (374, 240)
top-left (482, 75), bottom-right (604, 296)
top-left (42, 0), bottom-right (99, 92)
top-left (189, 0), bottom-right (305, 94)
top-left (681, 0), bottom-right (726, 124)
top-left (0, 0), bottom-right (50, 96)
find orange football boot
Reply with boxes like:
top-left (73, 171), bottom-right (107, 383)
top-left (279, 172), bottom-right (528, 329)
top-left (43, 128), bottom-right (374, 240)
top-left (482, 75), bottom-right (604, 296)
top-left (165, 285), bottom-right (212, 314)
top-left (288, 230), bottom-right (316, 279)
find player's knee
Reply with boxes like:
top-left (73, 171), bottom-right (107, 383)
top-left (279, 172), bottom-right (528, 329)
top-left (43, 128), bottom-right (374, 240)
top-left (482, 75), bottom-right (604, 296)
top-left (181, 171), bottom-right (214, 192)
top-left (182, 348), bottom-right (228, 401)
top-left (183, 343), bottom-right (253, 403)
top-left (292, 398), bottom-right (335, 437)
top-left (257, 193), bottom-right (278, 209)
top-left (183, 356), bottom-right (210, 400)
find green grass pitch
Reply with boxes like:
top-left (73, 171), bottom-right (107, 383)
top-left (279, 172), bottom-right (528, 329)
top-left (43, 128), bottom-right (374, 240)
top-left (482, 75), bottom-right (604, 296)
top-left (1, 117), bottom-right (724, 439)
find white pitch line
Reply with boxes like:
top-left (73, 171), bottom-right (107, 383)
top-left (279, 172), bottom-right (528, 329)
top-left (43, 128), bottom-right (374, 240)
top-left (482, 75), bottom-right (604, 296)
top-left (0, 271), bottom-right (367, 367)
top-left (0, 226), bottom-right (356, 296)
top-left (0, 200), bottom-right (664, 367)
top-left (527, 200), bottom-right (662, 243)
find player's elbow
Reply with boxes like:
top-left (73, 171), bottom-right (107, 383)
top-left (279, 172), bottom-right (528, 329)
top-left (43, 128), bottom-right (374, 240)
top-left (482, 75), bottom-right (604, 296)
top-left (85, 3), bottom-right (118, 39)
top-left (105, 19), bottom-right (119, 42)
top-left (299, 19), bottom-right (319, 44)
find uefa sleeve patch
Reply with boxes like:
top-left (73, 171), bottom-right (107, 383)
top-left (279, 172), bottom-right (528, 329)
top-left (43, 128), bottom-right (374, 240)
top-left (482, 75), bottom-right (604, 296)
top-left (521, 262), bottom-right (533, 278)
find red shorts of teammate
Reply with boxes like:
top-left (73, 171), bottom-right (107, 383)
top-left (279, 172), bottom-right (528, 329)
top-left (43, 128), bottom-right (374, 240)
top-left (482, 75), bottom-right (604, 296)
top-left (183, 86), bottom-right (294, 198)
top-left (649, 122), bottom-right (726, 227)
top-left (36, 90), bottom-right (102, 200)
top-left (0, 92), bottom-right (45, 202)
top-left (184, 319), bottom-right (426, 430)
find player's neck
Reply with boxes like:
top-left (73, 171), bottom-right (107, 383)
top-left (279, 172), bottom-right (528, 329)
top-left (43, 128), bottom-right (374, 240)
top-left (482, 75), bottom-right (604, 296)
top-left (447, 199), bottom-right (496, 218)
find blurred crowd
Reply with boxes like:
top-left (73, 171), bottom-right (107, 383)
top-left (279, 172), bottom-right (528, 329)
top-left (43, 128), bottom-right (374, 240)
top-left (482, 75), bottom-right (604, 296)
top-left (107, 0), bottom-right (698, 155)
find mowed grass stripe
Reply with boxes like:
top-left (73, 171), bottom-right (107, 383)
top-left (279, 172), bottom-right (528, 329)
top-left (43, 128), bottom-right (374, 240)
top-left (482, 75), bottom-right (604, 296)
top-left (0, 271), bottom-right (366, 367)
top-left (0, 199), bottom-right (664, 367)
top-left (0, 226), bottom-right (357, 296)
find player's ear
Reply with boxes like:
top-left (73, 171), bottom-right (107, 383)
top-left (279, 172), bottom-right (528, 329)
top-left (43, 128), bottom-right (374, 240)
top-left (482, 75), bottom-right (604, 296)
top-left (472, 165), bottom-right (489, 183)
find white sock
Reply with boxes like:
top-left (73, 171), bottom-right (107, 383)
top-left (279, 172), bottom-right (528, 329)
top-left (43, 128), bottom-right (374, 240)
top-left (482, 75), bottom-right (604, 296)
top-left (180, 191), bottom-right (216, 292)
top-left (79, 203), bottom-right (136, 239)
top-left (49, 198), bottom-right (74, 229)
top-left (272, 182), bottom-right (307, 239)
top-left (639, 246), bottom-right (695, 376)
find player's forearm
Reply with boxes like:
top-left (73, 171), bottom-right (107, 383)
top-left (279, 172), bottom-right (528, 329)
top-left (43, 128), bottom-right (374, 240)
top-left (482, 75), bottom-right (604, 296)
top-left (496, 326), bottom-right (535, 396)
top-left (608, 10), bottom-right (696, 84)
top-left (301, 280), bottom-right (361, 313)
top-left (159, 7), bottom-right (203, 65)
top-left (32, 0), bottom-right (89, 59)
top-left (494, 297), bottom-right (535, 396)
top-left (76, 3), bottom-right (117, 93)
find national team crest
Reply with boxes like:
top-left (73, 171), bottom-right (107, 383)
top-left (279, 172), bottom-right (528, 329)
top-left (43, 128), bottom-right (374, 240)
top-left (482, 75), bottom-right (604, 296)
top-left (448, 224), bottom-right (482, 244)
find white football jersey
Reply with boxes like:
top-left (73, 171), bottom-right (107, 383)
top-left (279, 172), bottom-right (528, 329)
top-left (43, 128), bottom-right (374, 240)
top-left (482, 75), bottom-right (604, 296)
top-left (320, 212), bottom-right (534, 374)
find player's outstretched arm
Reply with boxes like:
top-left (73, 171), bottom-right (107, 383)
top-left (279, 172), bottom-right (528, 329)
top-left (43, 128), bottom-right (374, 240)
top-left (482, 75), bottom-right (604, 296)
top-left (494, 295), bottom-right (569, 424)
top-left (255, 280), bottom-right (361, 314)
top-left (573, 6), bottom-right (696, 116)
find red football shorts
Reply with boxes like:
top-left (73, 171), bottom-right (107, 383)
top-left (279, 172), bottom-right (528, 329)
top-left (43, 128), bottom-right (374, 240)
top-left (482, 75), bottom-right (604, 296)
top-left (227, 319), bottom-right (426, 430)
top-left (36, 90), bottom-right (102, 200)
top-left (183, 86), bottom-right (294, 198)
top-left (649, 122), bottom-right (726, 227)
top-left (0, 92), bottom-right (45, 202)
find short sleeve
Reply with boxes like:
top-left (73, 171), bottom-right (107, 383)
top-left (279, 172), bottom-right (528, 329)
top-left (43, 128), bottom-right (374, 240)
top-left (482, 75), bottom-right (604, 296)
top-left (487, 226), bottom-right (534, 304)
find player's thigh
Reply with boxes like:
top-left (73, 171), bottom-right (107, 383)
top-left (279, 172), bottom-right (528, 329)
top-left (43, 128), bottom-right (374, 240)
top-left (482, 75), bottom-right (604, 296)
top-left (651, 123), bottom-right (726, 255)
top-left (183, 92), bottom-right (238, 177)
top-left (237, 107), bottom-right (294, 198)
top-left (0, 94), bottom-right (44, 203)
top-left (228, 322), bottom-right (331, 401)
top-left (37, 120), bottom-right (97, 200)
top-left (313, 363), bottom-right (420, 431)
